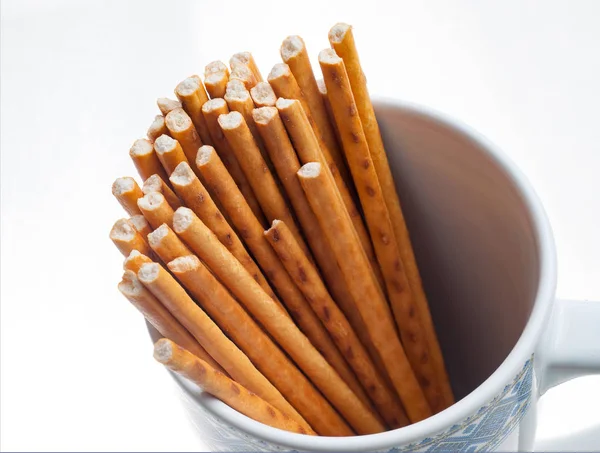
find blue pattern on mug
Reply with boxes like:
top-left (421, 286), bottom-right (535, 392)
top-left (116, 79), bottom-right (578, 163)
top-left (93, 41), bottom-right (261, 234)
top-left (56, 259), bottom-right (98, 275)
top-left (179, 356), bottom-right (534, 452)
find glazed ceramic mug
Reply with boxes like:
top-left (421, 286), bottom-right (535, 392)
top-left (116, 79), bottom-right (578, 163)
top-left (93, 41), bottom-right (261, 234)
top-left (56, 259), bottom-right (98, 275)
top-left (149, 99), bottom-right (600, 452)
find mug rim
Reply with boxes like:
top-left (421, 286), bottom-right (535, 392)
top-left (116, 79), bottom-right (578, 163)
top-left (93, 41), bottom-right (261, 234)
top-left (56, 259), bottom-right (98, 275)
top-left (165, 97), bottom-right (558, 451)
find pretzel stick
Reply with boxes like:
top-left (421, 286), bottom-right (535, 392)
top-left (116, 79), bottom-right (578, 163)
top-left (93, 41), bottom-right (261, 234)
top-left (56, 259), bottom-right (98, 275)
top-left (148, 224), bottom-right (192, 264)
top-left (230, 64), bottom-right (258, 90)
top-left (265, 220), bottom-right (409, 428)
top-left (137, 262), bottom-right (296, 419)
top-left (165, 108), bottom-right (202, 165)
top-left (329, 23), bottom-right (454, 409)
top-left (169, 161), bottom-right (279, 304)
top-left (275, 98), bottom-right (384, 288)
top-left (154, 339), bottom-right (313, 435)
top-left (204, 61), bottom-right (229, 99)
top-left (319, 48), bottom-right (443, 412)
top-left (129, 138), bottom-right (169, 183)
top-left (172, 207), bottom-right (382, 435)
top-left (110, 219), bottom-right (152, 257)
top-left (147, 115), bottom-right (169, 142)
top-left (316, 78), bottom-right (342, 148)
top-left (298, 163), bottom-right (431, 423)
top-left (119, 271), bottom-right (222, 372)
top-left (230, 51), bottom-right (263, 82)
top-left (112, 177), bottom-right (143, 215)
top-left (224, 79), bottom-right (270, 166)
top-left (252, 107), bottom-right (356, 316)
top-left (129, 215), bottom-right (151, 238)
top-left (168, 256), bottom-right (338, 436)
top-left (218, 113), bottom-right (309, 256)
top-left (280, 36), bottom-right (350, 189)
top-left (137, 192), bottom-right (175, 230)
top-left (142, 174), bottom-right (182, 210)
top-left (201, 99), bottom-right (266, 224)
top-left (175, 76), bottom-right (213, 145)
top-left (123, 250), bottom-right (152, 273)
top-left (250, 82), bottom-right (276, 107)
top-left (153, 134), bottom-right (188, 176)
top-left (157, 98), bottom-right (182, 116)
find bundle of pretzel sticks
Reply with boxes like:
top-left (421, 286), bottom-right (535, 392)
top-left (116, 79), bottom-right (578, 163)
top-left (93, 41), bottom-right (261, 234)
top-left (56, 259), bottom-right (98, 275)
top-left (110, 23), bottom-right (454, 437)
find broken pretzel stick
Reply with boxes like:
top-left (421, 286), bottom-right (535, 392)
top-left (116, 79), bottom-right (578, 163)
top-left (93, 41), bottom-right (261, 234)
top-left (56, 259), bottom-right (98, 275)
top-left (137, 192), bottom-right (175, 230)
top-left (148, 224), bottom-right (192, 264)
top-left (204, 61), bottom-right (229, 99)
top-left (230, 63), bottom-right (258, 90)
top-left (129, 215), bottom-right (152, 239)
top-left (154, 338), bottom-right (313, 435)
top-left (157, 97), bottom-right (182, 116)
top-left (153, 134), bottom-right (188, 176)
top-left (147, 115), bottom-right (169, 142)
top-left (250, 82), bottom-right (277, 107)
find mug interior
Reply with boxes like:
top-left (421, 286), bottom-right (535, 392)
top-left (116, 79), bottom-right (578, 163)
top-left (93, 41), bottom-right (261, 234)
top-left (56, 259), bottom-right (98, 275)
top-left (376, 102), bottom-right (540, 399)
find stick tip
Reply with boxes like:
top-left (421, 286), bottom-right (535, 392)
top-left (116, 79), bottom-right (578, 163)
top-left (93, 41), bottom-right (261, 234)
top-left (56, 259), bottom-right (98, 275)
top-left (153, 134), bottom-right (177, 154)
top-left (318, 48), bottom-right (341, 64)
top-left (157, 97), bottom-right (182, 115)
top-left (118, 269), bottom-right (143, 295)
top-left (267, 63), bottom-right (290, 81)
top-left (205, 60), bottom-right (228, 76)
top-left (112, 176), bottom-right (136, 195)
top-left (153, 338), bottom-right (174, 363)
top-left (230, 51), bottom-right (251, 68)
top-left (196, 145), bottom-right (215, 166)
top-left (142, 174), bottom-right (163, 195)
top-left (217, 111), bottom-right (243, 129)
top-left (280, 35), bottom-right (305, 61)
top-left (147, 223), bottom-right (170, 247)
top-left (328, 23), bottom-right (351, 43)
top-left (250, 82), bottom-right (276, 106)
top-left (170, 161), bottom-right (194, 185)
top-left (147, 115), bottom-right (166, 140)
top-left (298, 162), bottom-right (322, 178)
top-left (176, 77), bottom-right (200, 96)
top-left (129, 138), bottom-right (153, 157)
top-left (110, 218), bottom-right (136, 241)
top-left (168, 254), bottom-right (200, 273)
top-left (252, 106), bottom-right (278, 124)
top-left (137, 192), bottom-right (166, 211)
top-left (201, 98), bottom-right (226, 113)
top-left (129, 215), bottom-right (149, 233)
top-left (172, 206), bottom-right (193, 233)
top-left (274, 97), bottom-right (296, 109)
top-left (165, 108), bottom-right (192, 132)
top-left (138, 261), bottom-right (160, 283)
top-left (224, 78), bottom-right (250, 101)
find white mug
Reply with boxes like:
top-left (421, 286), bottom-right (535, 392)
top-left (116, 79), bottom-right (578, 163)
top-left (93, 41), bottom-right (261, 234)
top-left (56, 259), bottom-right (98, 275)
top-left (149, 99), bottom-right (600, 452)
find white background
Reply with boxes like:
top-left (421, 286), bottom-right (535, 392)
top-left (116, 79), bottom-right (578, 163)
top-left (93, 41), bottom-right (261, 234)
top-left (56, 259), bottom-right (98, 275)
top-left (1, 0), bottom-right (599, 450)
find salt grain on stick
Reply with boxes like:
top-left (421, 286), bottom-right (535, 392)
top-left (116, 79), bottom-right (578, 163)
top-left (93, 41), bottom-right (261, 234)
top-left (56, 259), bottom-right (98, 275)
top-left (201, 100), bottom-right (266, 225)
top-left (298, 162), bottom-right (431, 423)
top-left (137, 262), bottom-right (295, 419)
top-left (329, 23), bottom-right (454, 409)
top-left (154, 339), bottom-right (313, 435)
top-left (119, 271), bottom-right (223, 373)
top-left (169, 161), bottom-right (279, 303)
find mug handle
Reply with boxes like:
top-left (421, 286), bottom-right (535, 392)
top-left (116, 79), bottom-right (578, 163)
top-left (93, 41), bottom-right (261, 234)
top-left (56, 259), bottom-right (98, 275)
top-left (537, 298), bottom-right (600, 394)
